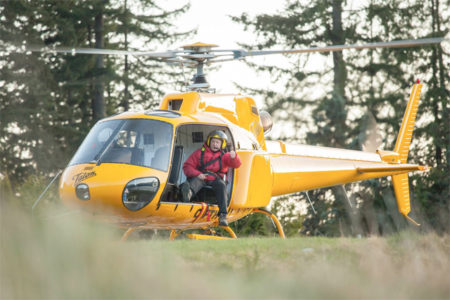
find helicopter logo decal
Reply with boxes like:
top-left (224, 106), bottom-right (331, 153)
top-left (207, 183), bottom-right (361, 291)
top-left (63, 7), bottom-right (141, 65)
top-left (72, 171), bottom-right (97, 185)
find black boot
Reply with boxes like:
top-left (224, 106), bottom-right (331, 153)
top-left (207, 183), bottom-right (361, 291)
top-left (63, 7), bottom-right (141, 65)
top-left (219, 213), bottom-right (228, 226)
top-left (180, 182), bottom-right (192, 203)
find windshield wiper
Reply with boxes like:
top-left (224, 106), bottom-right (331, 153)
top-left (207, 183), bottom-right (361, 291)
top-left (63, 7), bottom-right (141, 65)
top-left (94, 143), bottom-right (112, 166)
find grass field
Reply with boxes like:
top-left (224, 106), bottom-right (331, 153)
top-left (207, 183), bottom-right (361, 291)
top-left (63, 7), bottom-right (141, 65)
top-left (1, 204), bottom-right (449, 299)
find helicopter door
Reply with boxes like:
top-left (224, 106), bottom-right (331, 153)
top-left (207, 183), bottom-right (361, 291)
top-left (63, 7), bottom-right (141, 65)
top-left (165, 124), bottom-right (235, 203)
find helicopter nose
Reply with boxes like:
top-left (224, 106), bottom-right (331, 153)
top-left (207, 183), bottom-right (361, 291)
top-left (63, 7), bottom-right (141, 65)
top-left (122, 177), bottom-right (160, 211)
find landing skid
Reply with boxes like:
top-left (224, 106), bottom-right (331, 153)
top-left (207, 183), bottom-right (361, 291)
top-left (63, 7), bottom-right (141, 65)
top-left (170, 226), bottom-right (237, 240)
top-left (120, 225), bottom-right (237, 241)
top-left (120, 208), bottom-right (285, 241)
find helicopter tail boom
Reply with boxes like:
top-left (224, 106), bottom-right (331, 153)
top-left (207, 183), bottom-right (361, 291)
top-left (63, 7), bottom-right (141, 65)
top-left (264, 83), bottom-right (426, 225)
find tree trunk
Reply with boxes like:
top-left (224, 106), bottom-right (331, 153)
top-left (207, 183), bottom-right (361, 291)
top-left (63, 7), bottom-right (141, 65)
top-left (331, 0), bottom-right (347, 99)
top-left (330, 0), bottom-right (347, 148)
top-left (431, 0), bottom-right (447, 166)
top-left (93, 7), bottom-right (105, 121)
top-left (122, 0), bottom-right (130, 111)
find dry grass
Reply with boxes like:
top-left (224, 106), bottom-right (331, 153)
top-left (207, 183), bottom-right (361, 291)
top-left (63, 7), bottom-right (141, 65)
top-left (1, 203), bottom-right (449, 299)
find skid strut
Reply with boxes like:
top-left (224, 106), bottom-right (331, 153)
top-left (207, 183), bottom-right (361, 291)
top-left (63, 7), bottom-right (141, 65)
top-left (221, 226), bottom-right (237, 239)
top-left (121, 227), bottom-right (137, 241)
top-left (170, 229), bottom-right (182, 240)
top-left (252, 208), bottom-right (286, 238)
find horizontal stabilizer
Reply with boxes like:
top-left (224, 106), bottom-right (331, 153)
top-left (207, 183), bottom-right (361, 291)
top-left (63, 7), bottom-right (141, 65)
top-left (357, 165), bottom-right (427, 174)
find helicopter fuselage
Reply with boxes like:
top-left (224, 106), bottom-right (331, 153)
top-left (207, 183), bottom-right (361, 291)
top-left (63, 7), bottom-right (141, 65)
top-left (59, 86), bottom-right (424, 231)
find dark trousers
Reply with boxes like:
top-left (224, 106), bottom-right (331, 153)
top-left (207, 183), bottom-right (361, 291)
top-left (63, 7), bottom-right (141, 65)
top-left (187, 177), bottom-right (228, 215)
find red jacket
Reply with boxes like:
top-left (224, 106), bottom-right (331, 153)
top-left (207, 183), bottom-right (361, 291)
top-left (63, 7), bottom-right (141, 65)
top-left (183, 144), bottom-right (241, 181)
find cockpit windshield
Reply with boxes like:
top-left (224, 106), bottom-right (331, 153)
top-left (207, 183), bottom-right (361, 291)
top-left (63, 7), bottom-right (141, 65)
top-left (69, 119), bottom-right (173, 171)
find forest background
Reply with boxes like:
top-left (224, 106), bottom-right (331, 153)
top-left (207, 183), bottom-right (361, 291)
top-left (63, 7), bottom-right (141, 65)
top-left (0, 0), bottom-right (448, 237)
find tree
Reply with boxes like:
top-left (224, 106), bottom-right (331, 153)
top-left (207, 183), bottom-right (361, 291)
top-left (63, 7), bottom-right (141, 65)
top-left (233, 0), bottom-right (357, 236)
top-left (345, 0), bottom-right (449, 234)
top-left (108, 0), bottom-right (192, 111)
top-left (233, 0), bottom-right (449, 235)
top-left (411, 0), bottom-right (449, 233)
top-left (0, 0), bottom-right (192, 188)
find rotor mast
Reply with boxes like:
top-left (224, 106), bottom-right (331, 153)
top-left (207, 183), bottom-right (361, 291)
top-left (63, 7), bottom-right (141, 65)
top-left (181, 42), bottom-right (218, 92)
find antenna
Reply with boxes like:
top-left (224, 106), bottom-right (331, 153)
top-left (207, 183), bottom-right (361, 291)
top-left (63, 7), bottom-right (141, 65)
top-left (305, 191), bottom-right (317, 214)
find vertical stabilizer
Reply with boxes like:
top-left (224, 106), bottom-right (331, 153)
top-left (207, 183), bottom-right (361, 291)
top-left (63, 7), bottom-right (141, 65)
top-left (392, 83), bottom-right (422, 226)
top-left (394, 83), bottom-right (422, 163)
top-left (392, 173), bottom-right (420, 225)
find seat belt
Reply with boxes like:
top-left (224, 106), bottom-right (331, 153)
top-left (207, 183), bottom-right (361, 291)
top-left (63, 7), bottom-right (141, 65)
top-left (199, 147), bottom-right (225, 179)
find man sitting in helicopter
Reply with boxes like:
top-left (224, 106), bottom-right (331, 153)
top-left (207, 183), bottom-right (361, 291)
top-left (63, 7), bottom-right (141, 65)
top-left (181, 130), bottom-right (241, 226)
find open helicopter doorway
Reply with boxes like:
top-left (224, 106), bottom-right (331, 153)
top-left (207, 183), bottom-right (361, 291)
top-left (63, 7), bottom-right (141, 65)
top-left (162, 124), bottom-right (235, 206)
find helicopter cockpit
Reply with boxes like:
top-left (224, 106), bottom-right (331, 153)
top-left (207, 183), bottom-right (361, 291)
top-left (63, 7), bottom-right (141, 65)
top-left (68, 116), bottom-right (235, 208)
top-left (69, 118), bottom-right (173, 171)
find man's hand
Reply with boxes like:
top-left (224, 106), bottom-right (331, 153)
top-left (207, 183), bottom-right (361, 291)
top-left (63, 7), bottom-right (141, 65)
top-left (198, 173), bottom-right (207, 180)
top-left (229, 151), bottom-right (236, 159)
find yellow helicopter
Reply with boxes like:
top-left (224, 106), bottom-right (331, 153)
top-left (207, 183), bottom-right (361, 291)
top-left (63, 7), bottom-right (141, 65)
top-left (31, 38), bottom-right (444, 240)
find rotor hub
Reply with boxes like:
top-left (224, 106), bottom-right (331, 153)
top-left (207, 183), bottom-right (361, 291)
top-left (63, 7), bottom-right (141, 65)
top-left (181, 42), bottom-right (219, 92)
top-left (182, 42), bottom-right (218, 53)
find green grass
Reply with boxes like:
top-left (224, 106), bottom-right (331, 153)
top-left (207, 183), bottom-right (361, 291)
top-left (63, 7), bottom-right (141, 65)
top-left (1, 203), bottom-right (449, 299)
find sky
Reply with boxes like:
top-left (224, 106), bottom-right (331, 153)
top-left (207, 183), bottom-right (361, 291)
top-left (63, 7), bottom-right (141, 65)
top-left (173, 0), bottom-right (284, 48)
top-left (160, 0), bottom-right (288, 104)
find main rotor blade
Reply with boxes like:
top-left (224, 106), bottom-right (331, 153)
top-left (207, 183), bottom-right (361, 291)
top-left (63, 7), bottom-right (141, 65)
top-left (235, 37), bottom-right (445, 58)
top-left (26, 46), bottom-right (179, 58)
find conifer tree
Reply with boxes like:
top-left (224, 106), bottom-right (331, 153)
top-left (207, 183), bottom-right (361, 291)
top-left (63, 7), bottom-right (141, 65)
top-left (233, 0), bottom-right (449, 235)
top-left (345, 0), bottom-right (449, 234)
top-left (411, 0), bottom-right (449, 232)
top-left (0, 0), bottom-right (191, 187)
top-left (234, 0), bottom-right (356, 236)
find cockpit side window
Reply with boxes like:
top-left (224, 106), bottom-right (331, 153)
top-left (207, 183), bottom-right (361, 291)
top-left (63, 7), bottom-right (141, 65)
top-left (230, 126), bottom-right (260, 150)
